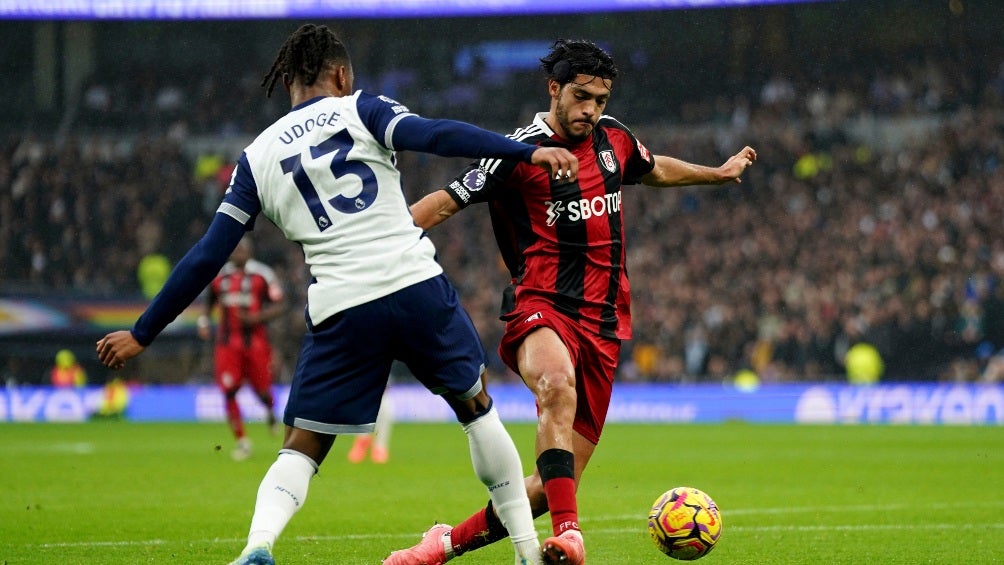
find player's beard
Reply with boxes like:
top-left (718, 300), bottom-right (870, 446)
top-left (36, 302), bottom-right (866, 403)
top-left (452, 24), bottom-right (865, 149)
top-left (554, 101), bottom-right (596, 143)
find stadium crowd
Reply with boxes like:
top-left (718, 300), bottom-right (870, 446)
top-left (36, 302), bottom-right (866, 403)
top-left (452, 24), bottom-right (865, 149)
top-left (2, 36), bottom-right (1002, 385)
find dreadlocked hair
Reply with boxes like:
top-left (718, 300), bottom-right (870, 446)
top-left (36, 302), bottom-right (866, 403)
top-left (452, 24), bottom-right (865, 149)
top-left (540, 39), bottom-right (618, 85)
top-left (261, 23), bottom-right (351, 98)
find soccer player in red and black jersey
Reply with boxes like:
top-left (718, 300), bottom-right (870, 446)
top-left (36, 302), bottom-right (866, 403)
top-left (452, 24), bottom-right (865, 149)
top-left (387, 39), bottom-right (756, 565)
top-left (198, 236), bottom-right (286, 461)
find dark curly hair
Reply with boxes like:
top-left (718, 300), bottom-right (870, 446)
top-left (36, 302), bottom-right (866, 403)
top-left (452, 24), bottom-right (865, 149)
top-left (539, 39), bottom-right (618, 85)
top-left (261, 23), bottom-right (351, 98)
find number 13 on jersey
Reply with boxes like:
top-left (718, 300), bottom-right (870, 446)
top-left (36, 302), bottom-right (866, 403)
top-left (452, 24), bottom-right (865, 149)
top-left (280, 128), bottom-right (379, 231)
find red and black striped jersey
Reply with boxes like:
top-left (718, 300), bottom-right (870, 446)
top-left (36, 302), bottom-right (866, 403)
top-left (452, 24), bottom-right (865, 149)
top-left (208, 259), bottom-right (284, 347)
top-left (444, 112), bottom-right (655, 339)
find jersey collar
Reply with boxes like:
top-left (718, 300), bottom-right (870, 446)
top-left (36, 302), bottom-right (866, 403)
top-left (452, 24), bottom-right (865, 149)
top-left (533, 112), bottom-right (591, 147)
top-left (290, 96), bottom-right (328, 112)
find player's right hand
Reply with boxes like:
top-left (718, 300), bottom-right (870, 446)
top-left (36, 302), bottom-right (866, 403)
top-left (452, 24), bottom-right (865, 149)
top-left (531, 147), bottom-right (579, 183)
top-left (96, 330), bottom-right (146, 370)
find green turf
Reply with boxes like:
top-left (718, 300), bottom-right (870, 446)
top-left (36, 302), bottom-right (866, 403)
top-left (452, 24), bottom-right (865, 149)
top-left (2, 421), bottom-right (1002, 564)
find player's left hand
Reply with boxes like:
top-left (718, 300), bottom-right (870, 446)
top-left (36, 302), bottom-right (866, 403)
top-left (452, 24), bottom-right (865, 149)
top-left (530, 146), bottom-right (579, 183)
top-left (96, 331), bottom-right (145, 370)
top-left (720, 146), bottom-right (757, 183)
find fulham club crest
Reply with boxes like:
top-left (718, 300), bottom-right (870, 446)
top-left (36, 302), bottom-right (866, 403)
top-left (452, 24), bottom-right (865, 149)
top-left (599, 150), bottom-right (617, 173)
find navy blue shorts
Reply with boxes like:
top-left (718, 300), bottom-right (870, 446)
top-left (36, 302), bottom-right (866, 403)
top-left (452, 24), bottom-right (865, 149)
top-left (283, 274), bottom-right (486, 434)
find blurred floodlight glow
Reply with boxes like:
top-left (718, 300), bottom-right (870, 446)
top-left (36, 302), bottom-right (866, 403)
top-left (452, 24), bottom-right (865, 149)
top-left (0, 0), bottom-right (838, 20)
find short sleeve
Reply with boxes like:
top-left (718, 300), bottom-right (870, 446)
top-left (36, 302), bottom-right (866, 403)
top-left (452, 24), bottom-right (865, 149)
top-left (602, 116), bottom-right (655, 185)
top-left (355, 91), bottom-right (415, 150)
top-left (219, 152), bottom-right (262, 229)
top-left (443, 157), bottom-right (520, 208)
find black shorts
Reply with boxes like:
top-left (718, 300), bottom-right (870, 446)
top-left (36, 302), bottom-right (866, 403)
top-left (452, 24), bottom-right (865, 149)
top-left (283, 274), bottom-right (486, 434)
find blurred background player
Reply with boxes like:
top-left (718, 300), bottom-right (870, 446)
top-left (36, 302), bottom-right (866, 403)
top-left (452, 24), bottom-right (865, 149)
top-left (390, 38), bottom-right (755, 565)
top-left (198, 236), bottom-right (286, 460)
top-left (347, 390), bottom-right (393, 463)
top-left (96, 23), bottom-right (580, 565)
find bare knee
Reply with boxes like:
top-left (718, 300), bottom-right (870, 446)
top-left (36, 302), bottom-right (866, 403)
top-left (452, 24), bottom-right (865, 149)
top-left (533, 369), bottom-right (576, 414)
top-left (282, 427), bottom-right (335, 465)
top-left (446, 388), bottom-right (494, 424)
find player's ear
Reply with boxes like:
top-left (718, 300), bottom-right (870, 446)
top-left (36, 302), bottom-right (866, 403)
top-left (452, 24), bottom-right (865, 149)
top-left (333, 64), bottom-right (352, 95)
top-left (547, 79), bottom-right (562, 100)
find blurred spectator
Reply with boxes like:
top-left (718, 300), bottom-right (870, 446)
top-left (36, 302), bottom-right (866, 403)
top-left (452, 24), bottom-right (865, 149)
top-left (51, 349), bottom-right (86, 388)
top-left (137, 252), bottom-right (171, 300)
top-left (845, 341), bottom-right (884, 386)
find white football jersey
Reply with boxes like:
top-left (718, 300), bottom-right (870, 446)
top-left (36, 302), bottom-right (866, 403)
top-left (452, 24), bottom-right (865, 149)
top-left (218, 91), bottom-right (442, 326)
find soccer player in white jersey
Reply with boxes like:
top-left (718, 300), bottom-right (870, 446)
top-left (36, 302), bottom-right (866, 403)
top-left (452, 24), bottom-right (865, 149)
top-left (96, 23), bottom-right (578, 565)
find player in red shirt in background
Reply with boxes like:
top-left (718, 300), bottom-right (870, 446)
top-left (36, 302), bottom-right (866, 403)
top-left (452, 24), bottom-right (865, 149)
top-left (386, 39), bottom-right (755, 565)
top-left (198, 236), bottom-right (287, 460)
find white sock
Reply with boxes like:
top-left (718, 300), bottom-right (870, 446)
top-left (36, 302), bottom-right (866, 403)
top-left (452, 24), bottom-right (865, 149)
top-left (244, 450), bottom-right (318, 551)
top-left (462, 407), bottom-right (540, 559)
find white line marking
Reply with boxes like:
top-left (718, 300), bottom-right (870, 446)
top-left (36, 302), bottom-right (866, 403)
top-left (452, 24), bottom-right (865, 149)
top-left (29, 501), bottom-right (1004, 549)
top-left (7, 442), bottom-right (95, 454)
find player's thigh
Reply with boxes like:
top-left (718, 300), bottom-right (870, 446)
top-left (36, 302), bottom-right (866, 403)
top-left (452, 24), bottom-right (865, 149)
top-left (517, 327), bottom-right (577, 393)
top-left (394, 275), bottom-right (487, 400)
top-left (284, 308), bottom-right (393, 433)
top-left (214, 346), bottom-right (243, 393)
top-left (497, 306), bottom-right (579, 392)
top-left (246, 342), bottom-right (274, 393)
top-left (570, 333), bottom-right (619, 444)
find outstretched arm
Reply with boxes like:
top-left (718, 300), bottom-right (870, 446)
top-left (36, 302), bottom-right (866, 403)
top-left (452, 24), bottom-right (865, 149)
top-left (97, 213), bottom-right (246, 369)
top-left (391, 116), bottom-right (578, 182)
top-left (641, 146), bottom-right (756, 187)
top-left (411, 189), bottom-right (461, 231)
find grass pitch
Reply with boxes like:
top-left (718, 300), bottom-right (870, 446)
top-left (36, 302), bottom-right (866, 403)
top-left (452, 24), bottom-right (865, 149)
top-left (2, 421), bottom-right (1002, 564)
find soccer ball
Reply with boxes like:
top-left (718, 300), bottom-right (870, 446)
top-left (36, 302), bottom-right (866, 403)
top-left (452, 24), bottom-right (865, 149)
top-left (647, 486), bottom-right (722, 560)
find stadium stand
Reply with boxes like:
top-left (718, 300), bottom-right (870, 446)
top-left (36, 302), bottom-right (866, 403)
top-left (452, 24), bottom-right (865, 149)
top-left (2, 5), bottom-right (1002, 384)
